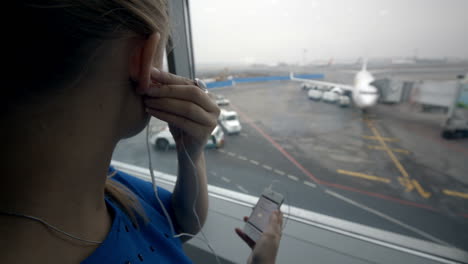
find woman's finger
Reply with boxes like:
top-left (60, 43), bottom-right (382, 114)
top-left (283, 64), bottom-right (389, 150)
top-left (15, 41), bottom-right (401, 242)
top-left (145, 98), bottom-right (217, 128)
top-left (147, 85), bottom-right (219, 113)
top-left (151, 68), bottom-right (196, 86)
top-left (146, 108), bottom-right (210, 141)
top-left (146, 84), bottom-right (219, 113)
top-left (235, 228), bottom-right (256, 249)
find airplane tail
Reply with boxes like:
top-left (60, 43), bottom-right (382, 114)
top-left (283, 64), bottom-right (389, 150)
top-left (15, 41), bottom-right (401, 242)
top-left (361, 57), bottom-right (368, 71)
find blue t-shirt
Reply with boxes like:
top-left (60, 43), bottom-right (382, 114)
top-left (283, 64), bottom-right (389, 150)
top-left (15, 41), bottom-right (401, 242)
top-left (82, 167), bottom-right (193, 264)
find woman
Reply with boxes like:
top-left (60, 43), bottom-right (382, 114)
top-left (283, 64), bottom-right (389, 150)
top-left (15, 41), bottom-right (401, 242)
top-left (1, 1), bottom-right (283, 263)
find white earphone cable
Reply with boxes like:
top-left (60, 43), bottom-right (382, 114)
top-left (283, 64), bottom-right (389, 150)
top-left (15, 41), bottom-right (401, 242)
top-left (146, 125), bottom-right (221, 264)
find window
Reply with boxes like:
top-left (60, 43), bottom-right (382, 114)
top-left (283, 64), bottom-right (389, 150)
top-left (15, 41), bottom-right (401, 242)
top-left (226, 115), bottom-right (237, 121)
top-left (113, 0), bottom-right (468, 255)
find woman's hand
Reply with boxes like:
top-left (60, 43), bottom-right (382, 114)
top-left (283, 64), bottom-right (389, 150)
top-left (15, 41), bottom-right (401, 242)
top-left (144, 68), bottom-right (220, 159)
top-left (235, 211), bottom-right (283, 264)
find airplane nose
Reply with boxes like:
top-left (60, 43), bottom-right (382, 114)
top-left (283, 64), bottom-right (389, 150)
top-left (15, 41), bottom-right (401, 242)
top-left (362, 93), bottom-right (379, 107)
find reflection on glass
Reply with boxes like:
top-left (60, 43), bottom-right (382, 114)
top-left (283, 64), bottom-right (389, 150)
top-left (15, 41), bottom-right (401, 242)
top-left (113, 0), bottom-right (468, 252)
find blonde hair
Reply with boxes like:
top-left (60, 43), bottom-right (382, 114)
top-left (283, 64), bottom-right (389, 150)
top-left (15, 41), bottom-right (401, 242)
top-left (9, 0), bottom-right (171, 226)
top-left (106, 170), bottom-right (149, 226)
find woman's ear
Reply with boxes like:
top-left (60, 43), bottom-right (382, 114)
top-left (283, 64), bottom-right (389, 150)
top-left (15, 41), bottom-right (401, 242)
top-left (129, 32), bottom-right (161, 95)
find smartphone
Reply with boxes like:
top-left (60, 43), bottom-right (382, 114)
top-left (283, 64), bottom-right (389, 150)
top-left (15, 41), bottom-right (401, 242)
top-left (244, 189), bottom-right (284, 242)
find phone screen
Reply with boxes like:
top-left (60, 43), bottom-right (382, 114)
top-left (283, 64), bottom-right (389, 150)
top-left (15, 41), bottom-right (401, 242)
top-left (249, 195), bottom-right (279, 232)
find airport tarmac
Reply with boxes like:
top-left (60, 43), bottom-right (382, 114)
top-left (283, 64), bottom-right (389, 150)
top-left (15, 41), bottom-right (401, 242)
top-left (112, 75), bottom-right (468, 252)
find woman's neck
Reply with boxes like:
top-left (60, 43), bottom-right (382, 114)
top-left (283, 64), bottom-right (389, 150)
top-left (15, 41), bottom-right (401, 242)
top-left (0, 111), bottom-right (116, 260)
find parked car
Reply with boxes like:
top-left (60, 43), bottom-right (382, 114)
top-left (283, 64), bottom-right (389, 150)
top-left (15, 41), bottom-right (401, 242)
top-left (215, 95), bottom-right (230, 106)
top-left (150, 125), bottom-right (225, 150)
top-left (301, 83), bottom-right (313, 91)
top-left (308, 89), bottom-right (323, 100)
top-left (218, 109), bottom-right (242, 134)
top-left (338, 95), bottom-right (351, 107)
top-left (322, 91), bottom-right (340, 103)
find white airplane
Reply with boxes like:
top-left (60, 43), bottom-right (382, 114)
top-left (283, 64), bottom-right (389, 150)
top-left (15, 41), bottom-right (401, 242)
top-left (290, 60), bottom-right (379, 109)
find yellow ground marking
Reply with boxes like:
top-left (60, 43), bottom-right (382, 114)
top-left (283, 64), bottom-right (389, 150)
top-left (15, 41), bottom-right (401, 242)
top-left (361, 114), bottom-right (380, 122)
top-left (367, 145), bottom-right (411, 155)
top-left (337, 169), bottom-right (391, 183)
top-left (412, 180), bottom-right (431, 199)
top-left (359, 113), bottom-right (377, 120)
top-left (367, 121), bottom-right (431, 199)
top-left (398, 177), bottom-right (431, 199)
top-left (362, 119), bottom-right (381, 122)
top-left (398, 177), bottom-right (414, 192)
top-left (367, 122), bottom-right (409, 178)
top-left (443, 189), bottom-right (468, 199)
top-left (362, 136), bottom-right (399, 142)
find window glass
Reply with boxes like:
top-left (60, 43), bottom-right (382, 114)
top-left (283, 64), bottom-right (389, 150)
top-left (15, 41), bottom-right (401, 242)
top-left (113, 0), bottom-right (468, 251)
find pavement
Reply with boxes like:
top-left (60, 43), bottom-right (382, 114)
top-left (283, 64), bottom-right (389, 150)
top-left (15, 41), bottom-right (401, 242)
top-left (112, 77), bottom-right (468, 252)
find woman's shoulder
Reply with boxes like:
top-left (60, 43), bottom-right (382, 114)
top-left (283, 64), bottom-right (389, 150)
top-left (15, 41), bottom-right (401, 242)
top-left (108, 166), bottom-right (172, 207)
top-left (80, 167), bottom-right (193, 264)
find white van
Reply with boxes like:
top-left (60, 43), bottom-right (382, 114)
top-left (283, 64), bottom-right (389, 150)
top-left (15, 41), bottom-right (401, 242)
top-left (150, 125), bottom-right (225, 150)
top-left (338, 95), bottom-right (351, 107)
top-left (323, 91), bottom-right (340, 103)
top-left (215, 95), bottom-right (230, 106)
top-left (308, 89), bottom-right (323, 100)
top-left (219, 110), bottom-right (242, 134)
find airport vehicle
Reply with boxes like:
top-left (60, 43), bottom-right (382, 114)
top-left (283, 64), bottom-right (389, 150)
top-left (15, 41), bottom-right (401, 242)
top-left (218, 109), bottom-right (242, 134)
top-left (291, 60), bottom-right (379, 109)
top-left (322, 90), bottom-right (340, 103)
top-left (307, 89), bottom-right (323, 100)
top-left (339, 95), bottom-right (351, 107)
top-left (409, 76), bottom-right (468, 139)
top-left (215, 95), bottom-right (230, 106)
top-left (150, 125), bottom-right (225, 150)
top-left (301, 82), bottom-right (315, 91)
top-left (443, 117), bottom-right (468, 139)
top-left (441, 76), bottom-right (468, 139)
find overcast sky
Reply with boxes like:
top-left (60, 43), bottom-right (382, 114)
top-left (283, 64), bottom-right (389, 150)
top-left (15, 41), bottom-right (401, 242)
top-left (189, 0), bottom-right (468, 65)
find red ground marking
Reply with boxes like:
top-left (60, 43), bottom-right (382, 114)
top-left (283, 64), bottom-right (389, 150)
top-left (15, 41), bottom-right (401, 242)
top-left (230, 105), bottom-right (321, 184)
